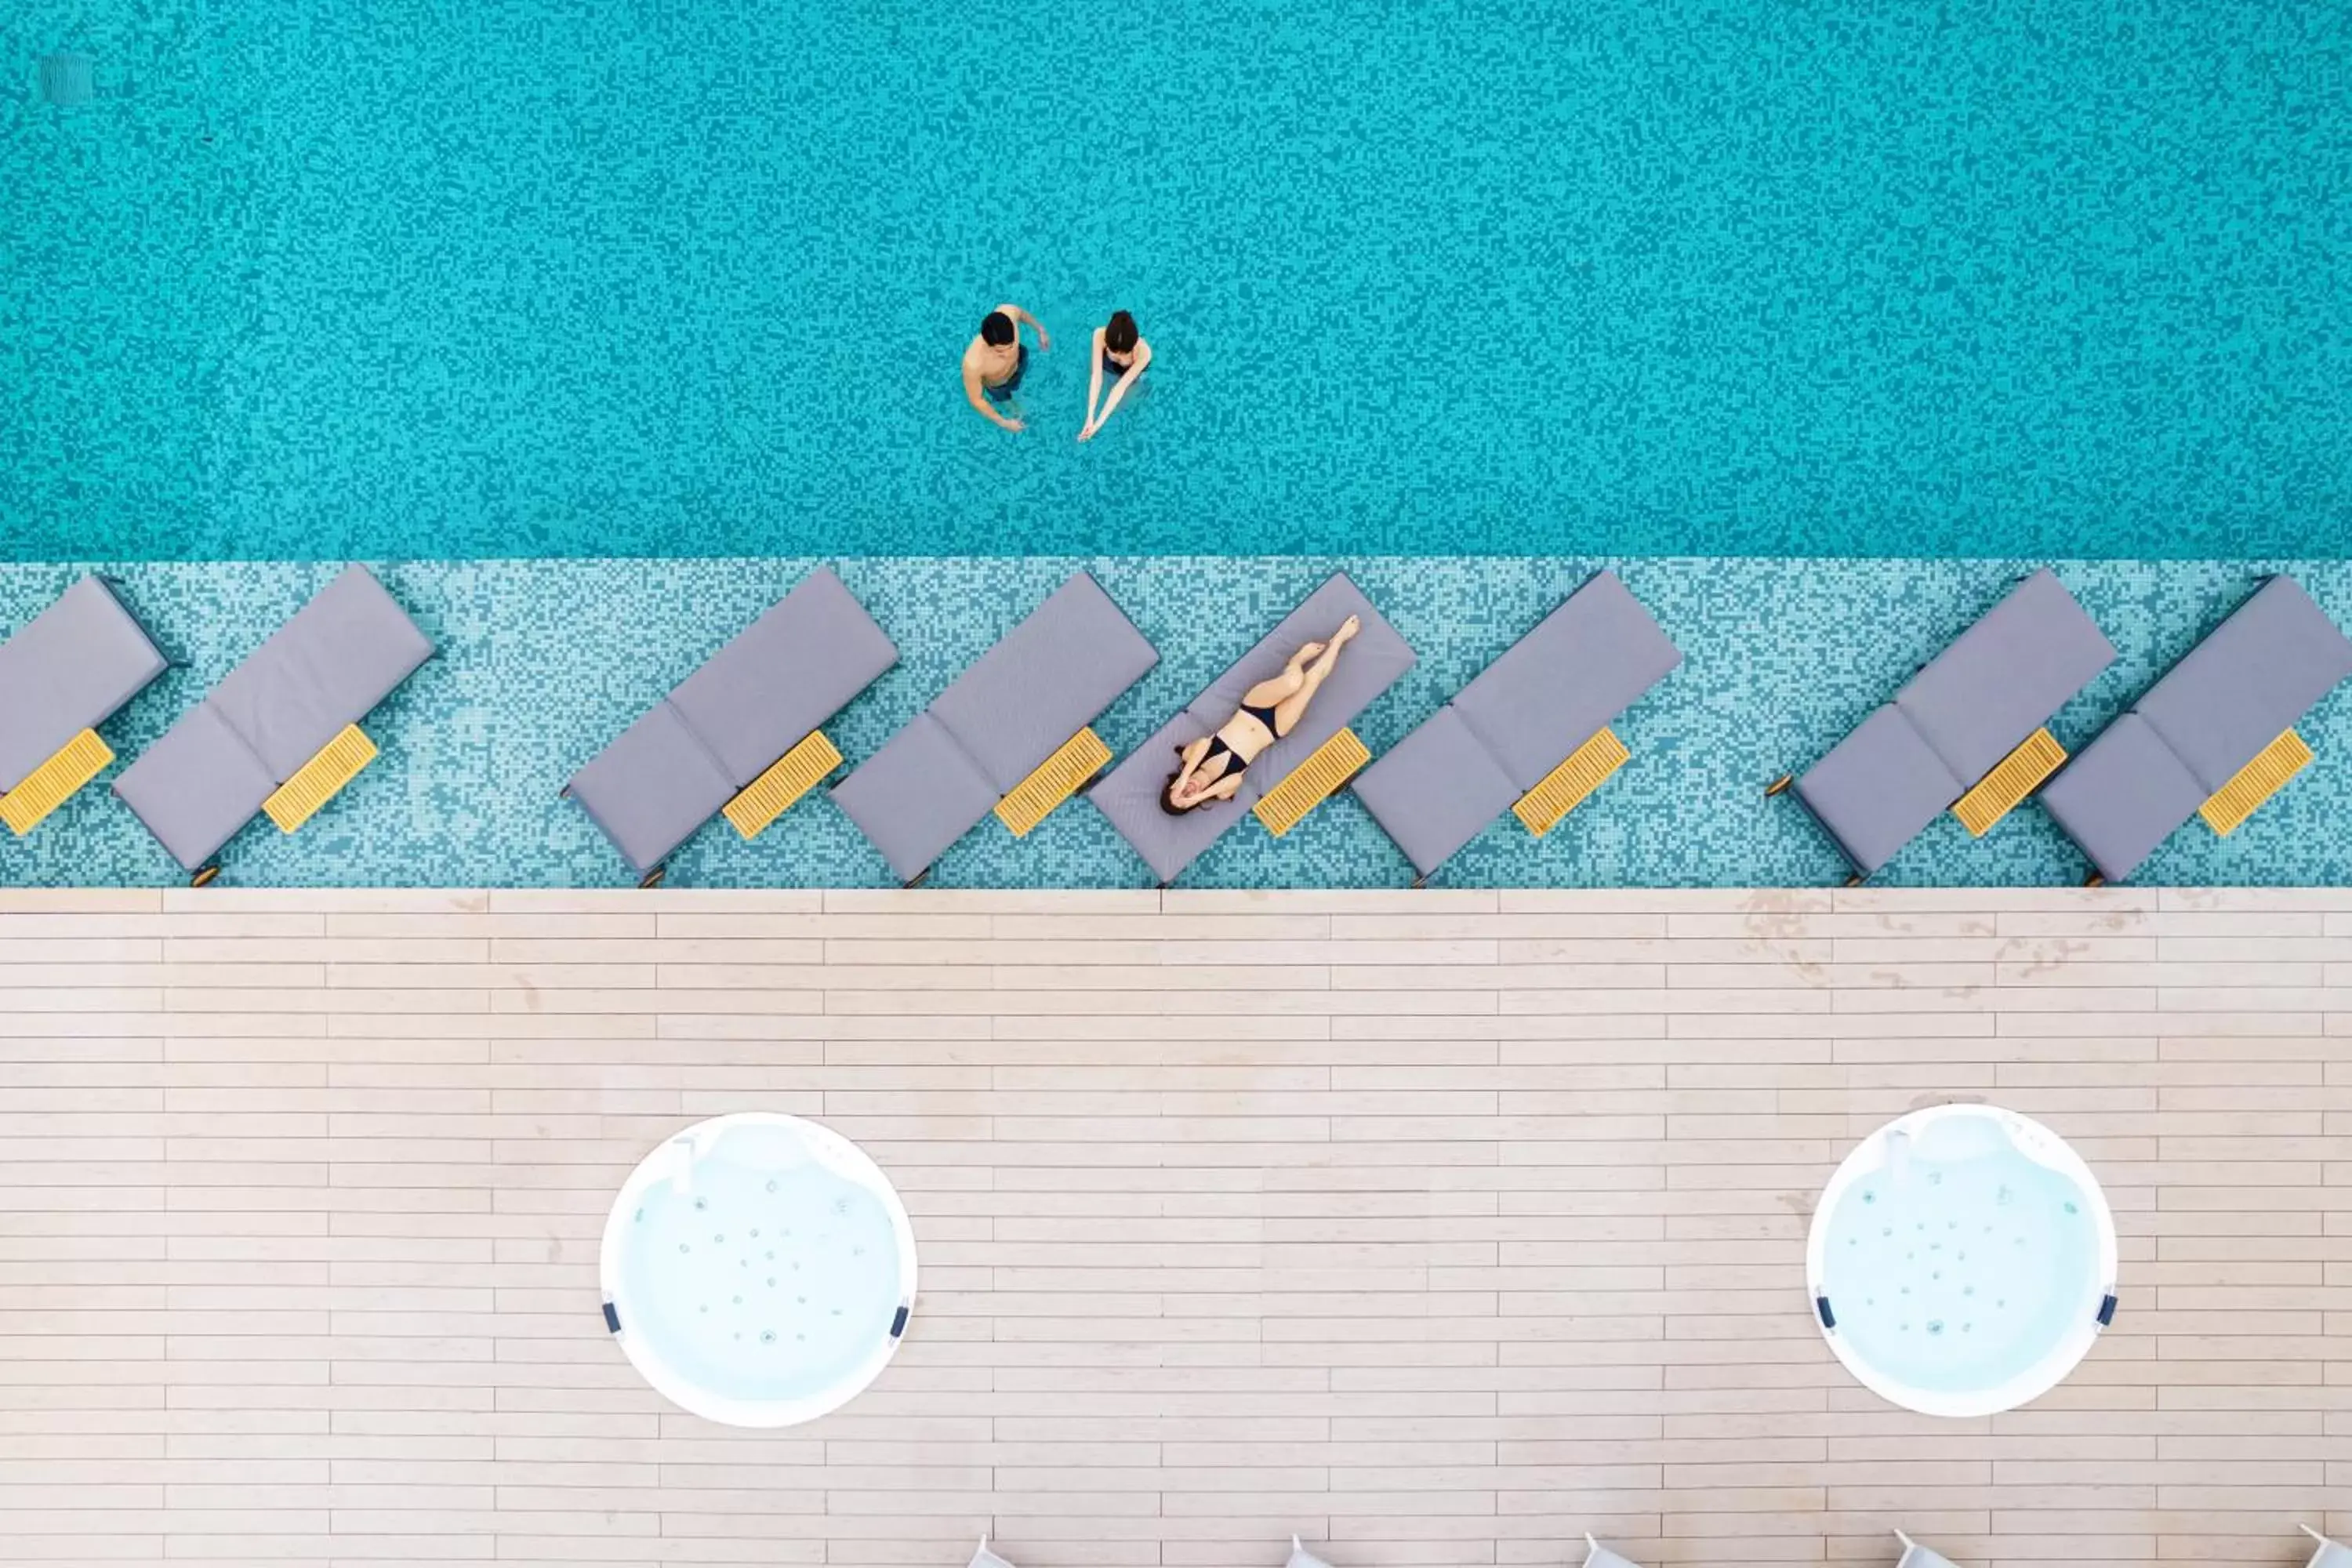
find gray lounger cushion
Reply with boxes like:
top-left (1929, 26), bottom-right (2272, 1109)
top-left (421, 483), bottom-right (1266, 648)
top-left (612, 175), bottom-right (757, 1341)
top-left (2041, 575), bottom-right (2352, 882)
top-left (566, 568), bottom-right (898, 873)
top-left (1351, 706), bottom-right (1521, 876)
top-left (830, 713), bottom-right (1003, 882)
top-left (833, 572), bottom-right (1158, 882)
top-left (1793, 570), bottom-right (2113, 877)
top-left (1792, 705), bottom-right (1966, 877)
top-left (666, 570), bottom-right (900, 787)
top-left (2038, 713), bottom-right (2209, 884)
top-left (1088, 573), bottom-right (1416, 885)
top-left (1895, 568), bottom-right (2117, 783)
top-left (0, 577), bottom-right (169, 793)
top-left (564, 702), bottom-right (738, 876)
top-left (1353, 572), bottom-right (1680, 876)
top-left (207, 566), bottom-right (434, 779)
top-left (110, 703), bottom-right (278, 871)
top-left (114, 566), bottom-right (433, 871)
top-left (1450, 572), bottom-right (1683, 788)
top-left (2132, 575), bottom-right (2352, 792)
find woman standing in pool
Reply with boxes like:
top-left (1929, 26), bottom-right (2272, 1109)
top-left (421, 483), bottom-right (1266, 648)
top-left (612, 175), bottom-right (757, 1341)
top-left (1160, 615), bottom-right (1359, 814)
top-left (1078, 310), bottom-right (1152, 441)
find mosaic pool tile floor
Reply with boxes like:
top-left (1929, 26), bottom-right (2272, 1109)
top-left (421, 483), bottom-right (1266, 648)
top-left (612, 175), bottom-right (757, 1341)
top-left (2, 557), bottom-right (2346, 889)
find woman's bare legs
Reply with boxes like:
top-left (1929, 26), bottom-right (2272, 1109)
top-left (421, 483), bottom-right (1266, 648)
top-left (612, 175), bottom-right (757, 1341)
top-left (1241, 616), bottom-right (1360, 737)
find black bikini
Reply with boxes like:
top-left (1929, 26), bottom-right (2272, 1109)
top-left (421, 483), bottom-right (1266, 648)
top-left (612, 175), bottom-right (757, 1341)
top-left (1196, 700), bottom-right (1282, 783)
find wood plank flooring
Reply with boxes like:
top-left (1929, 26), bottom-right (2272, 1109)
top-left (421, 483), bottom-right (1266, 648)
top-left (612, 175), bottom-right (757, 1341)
top-left (1, 886), bottom-right (2347, 1568)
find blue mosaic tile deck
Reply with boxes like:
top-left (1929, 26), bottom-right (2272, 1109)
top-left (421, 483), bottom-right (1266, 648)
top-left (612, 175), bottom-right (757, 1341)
top-left (2, 557), bottom-right (2346, 888)
top-left (5, 3), bottom-right (2350, 562)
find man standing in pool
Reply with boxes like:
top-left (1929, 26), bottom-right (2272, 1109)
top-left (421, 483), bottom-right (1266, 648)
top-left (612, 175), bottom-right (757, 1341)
top-left (960, 303), bottom-right (1051, 431)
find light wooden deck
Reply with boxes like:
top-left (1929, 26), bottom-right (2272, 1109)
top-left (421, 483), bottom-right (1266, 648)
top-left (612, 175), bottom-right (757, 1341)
top-left (1, 886), bottom-right (2347, 1568)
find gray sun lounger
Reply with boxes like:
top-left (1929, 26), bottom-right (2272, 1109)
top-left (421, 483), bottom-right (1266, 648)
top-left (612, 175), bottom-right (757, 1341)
top-left (0, 577), bottom-right (169, 837)
top-left (1353, 571), bottom-right (1680, 883)
top-left (1088, 572), bottom-right (1416, 885)
top-left (833, 572), bottom-right (1156, 884)
top-left (2041, 574), bottom-right (2352, 884)
top-left (1775, 569), bottom-right (2115, 881)
top-left (114, 566), bottom-right (433, 881)
top-left (565, 568), bottom-right (897, 884)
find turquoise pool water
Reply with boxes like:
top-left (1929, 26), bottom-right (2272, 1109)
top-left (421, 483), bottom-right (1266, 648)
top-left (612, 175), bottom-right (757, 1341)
top-left (6, 3), bottom-right (2348, 563)
top-left (2, 555), bottom-right (2347, 888)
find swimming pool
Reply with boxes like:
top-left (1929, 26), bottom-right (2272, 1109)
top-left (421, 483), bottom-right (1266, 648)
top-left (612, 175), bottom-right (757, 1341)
top-left (601, 1113), bottom-right (917, 1428)
top-left (7, 2), bottom-right (2348, 564)
top-left (2, 554), bottom-right (2347, 888)
top-left (1809, 1105), bottom-right (2117, 1417)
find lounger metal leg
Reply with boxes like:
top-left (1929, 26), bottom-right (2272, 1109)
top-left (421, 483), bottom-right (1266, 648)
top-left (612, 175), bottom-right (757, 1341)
top-left (637, 866), bottom-right (666, 891)
top-left (2084, 872), bottom-right (2105, 889)
top-left (1842, 872), bottom-right (1864, 889)
top-left (1764, 773), bottom-right (1794, 797)
top-left (1410, 873), bottom-right (1428, 891)
top-left (902, 868), bottom-right (931, 891)
top-left (190, 866), bottom-right (220, 889)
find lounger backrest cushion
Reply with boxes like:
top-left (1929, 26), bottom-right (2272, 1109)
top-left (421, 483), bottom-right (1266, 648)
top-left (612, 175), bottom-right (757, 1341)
top-left (1450, 571), bottom-right (1682, 790)
top-left (828, 713), bottom-right (1004, 884)
top-left (1793, 704), bottom-right (1968, 876)
top-left (109, 702), bottom-right (279, 871)
top-left (207, 566), bottom-right (434, 779)
top-left (666, 568), bottom-right (898, 787)
top-left (0, 577), bottom-right (168, 792)
top-left (564, 701), bottom-right (739, 874)
top-left (1350, 705), bottom-right (1522, 876)
top-left (1893, 569), bottom-right (2115, 785)
top-left (928, 572), bottom-right (1159, 791)
top-left (2037, 712), bottom-right (2210, 884)
top-left (2132, 575), bottom-right (2352, 793)
top-left (1087, 573), bottom-right (1414, 884)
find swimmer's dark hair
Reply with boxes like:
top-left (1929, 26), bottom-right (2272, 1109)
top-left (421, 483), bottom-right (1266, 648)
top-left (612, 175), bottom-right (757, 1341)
top-left (1105, 310), bottom-right (1138, 354)
top-left (1160, 771), bottom-right (1200, 816)
top-left (980, 311), bottom-right (1017, 347)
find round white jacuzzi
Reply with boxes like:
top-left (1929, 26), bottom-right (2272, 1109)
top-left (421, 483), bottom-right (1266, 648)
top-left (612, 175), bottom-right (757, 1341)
top-left (1807, 1104), bottom-right (2117, 1418)
top-left (599, 1112), bottom-right (916, 1427)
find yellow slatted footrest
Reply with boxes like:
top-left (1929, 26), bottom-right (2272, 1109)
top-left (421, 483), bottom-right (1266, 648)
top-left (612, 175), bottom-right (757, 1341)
top-left (1512, 726), bottom-right (1630, 837)
top-left (1951, 726), bottom-right (2068, 838)
top-left (1253, 728), bottom-right (1370, 838)
top-left (724, 729), bottom-right (841, 840)
top-left (263, 724), bottom-right (377, 833)
top-left (0, 728), bottom-right (114, 837)
top-left (995, 727), bottom-right (1111, 838)
top-left (2199, 728), bottom-right (2313, 837)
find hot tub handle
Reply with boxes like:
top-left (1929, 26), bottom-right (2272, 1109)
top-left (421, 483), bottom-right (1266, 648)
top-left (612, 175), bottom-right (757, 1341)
top-left (1815, 1295), bottom-right (1835, 1330)
top-left (601, 1301), bottom-right (622, 1334)
top-left (2096, 1293), bottom-right (2116, 1327)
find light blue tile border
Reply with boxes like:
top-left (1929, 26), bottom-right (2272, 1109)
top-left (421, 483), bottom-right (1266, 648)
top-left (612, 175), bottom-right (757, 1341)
top-left (2, 557), bottom-right (2346, 888)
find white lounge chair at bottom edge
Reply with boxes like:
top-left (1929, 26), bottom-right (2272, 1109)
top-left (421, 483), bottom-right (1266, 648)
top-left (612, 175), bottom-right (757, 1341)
top-left (969, 1534), bottom-right (1017, 1568)
top-left (1894, 1530), bottom-right (1965, 1568)
top-left (2304, 1524), bottom-right (2352, 1568)
top-left (1287, 1534), bottom-right (1333, 1568)
top-left (1582, 1531), bottom-right (1644, 1568)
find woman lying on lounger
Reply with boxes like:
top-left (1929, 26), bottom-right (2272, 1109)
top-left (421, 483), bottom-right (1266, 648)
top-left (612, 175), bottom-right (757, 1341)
top-left (1160, 616), bottom-right (1360, 815)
